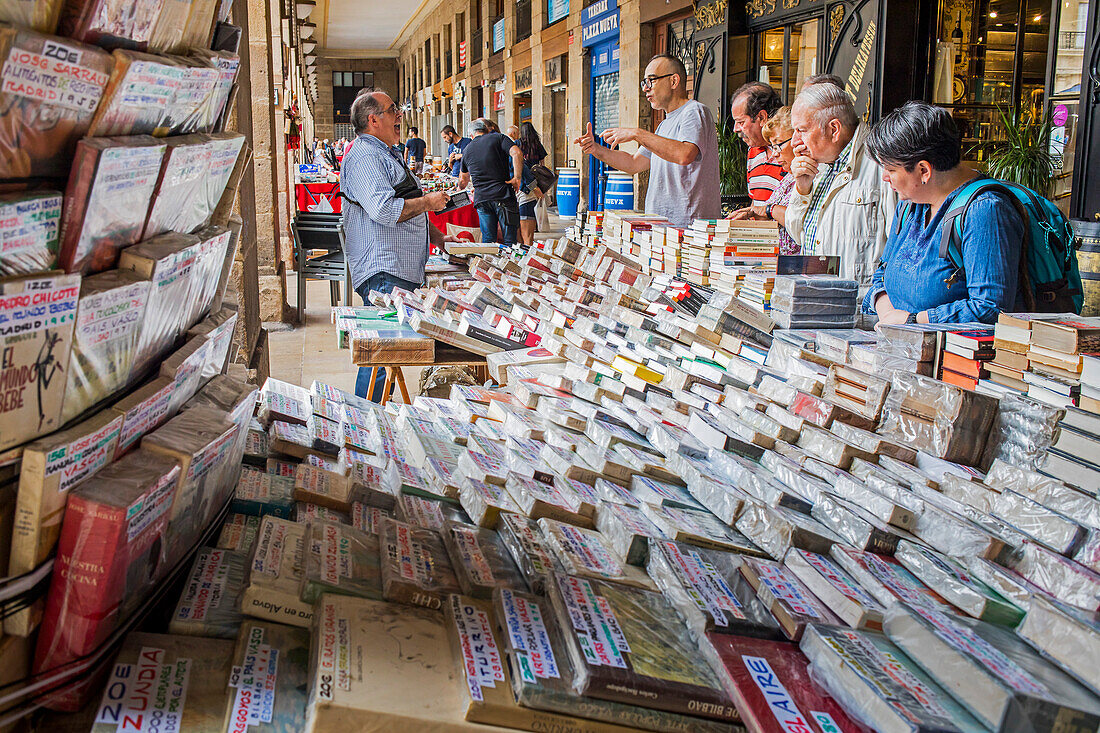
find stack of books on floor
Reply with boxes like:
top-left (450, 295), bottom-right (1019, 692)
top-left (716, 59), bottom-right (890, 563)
top-left (939, 326), bottom-right (995, 391)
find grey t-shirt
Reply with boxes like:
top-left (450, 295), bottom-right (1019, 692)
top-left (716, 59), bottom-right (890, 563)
top-left (641, 99), bottom-right (721, 227)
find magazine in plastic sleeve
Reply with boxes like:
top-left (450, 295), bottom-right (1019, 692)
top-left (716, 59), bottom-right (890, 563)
top-left (0, 191), bottom-right (62, 276)
top-left (379, 517), bottom-right (461, 611)
top-left (87, 50), bottom-right (185, 136)
top-left (497, 511), bottom-right (559, 595)
top-left (168, 547), bottom-right (247, 639)
top-left (441, 521), bottom-right (526, 598)
top-left (300, 519), bottom-right (383, 604)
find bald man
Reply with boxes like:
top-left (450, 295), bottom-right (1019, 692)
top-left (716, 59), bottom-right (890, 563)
top-left (574, 53), bottom-right (719, 226)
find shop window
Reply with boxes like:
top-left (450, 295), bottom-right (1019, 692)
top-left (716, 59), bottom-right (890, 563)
top-left (756, 19), bottom-right (819, 104)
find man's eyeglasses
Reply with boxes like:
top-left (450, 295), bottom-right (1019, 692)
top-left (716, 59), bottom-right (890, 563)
top-left (768, 136), bottom-right (793, 153)
top-left (373, 103), bottom-right (400, 118)
top-left (640, 73), bottom-right (675, 90)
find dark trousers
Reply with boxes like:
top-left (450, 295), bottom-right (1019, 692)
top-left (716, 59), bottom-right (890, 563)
top-left (354, 271), bottom-right (421, 401)
top-left (476, 198), bottom-right (519, 246)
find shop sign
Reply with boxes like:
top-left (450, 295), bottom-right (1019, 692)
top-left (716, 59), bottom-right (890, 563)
top-left (515, 67), bottom-right (533, 93)
top-left (492, 18), bottom-right (506, 53)
top-left (582, 10), bottom-right (618, 46)
top-left (548, 0), bottom-right (569, 25)
top-left (693, 0), bottom-right (728, 30)
top-left (458, 40), bottom-right (467, 68)
top-left (494, 89), bottom-right (506, 110)
top-left (746, 0), bottom-right (822, 24)
top-left (582, 0), bottom-right (617, 23)
top-left (455, 80), bottom-right (467, 104)
top-left (545, 56), bottom-right (564, 85)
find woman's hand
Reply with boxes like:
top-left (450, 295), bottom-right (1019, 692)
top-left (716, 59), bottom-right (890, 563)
top-left (875, 308), bottom-right (912, 326)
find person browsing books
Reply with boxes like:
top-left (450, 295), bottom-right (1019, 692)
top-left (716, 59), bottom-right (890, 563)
top-left (458, 118), bottom-right (524, 248)
top-left (341, 88), bottom-right (457, 400)
top-left (574, 54), bottom-right (719, 227)
top-left (862, 101), bottom-right (1025, 325)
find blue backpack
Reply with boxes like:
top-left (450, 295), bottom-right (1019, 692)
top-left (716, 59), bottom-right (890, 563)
top-left (937, 179), bottom-right (1083, 314)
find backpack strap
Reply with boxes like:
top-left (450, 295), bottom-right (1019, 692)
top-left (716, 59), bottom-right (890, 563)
top-left (892, 201), bottom-right (915, 238)
top-left (937, 179), bottom-right (1036, 310)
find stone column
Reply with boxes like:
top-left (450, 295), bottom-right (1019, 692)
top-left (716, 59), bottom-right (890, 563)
top-left (234, 0), bottom-right (288, 323)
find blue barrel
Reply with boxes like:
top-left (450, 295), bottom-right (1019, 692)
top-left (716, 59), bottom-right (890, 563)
top-left (603, 172), bottom-right (635, 210)
top-left (556, 168), bottom-right (580, 217)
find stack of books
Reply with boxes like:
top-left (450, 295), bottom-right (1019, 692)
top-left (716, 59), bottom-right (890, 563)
top-left (768, 275), bottom-right (858, 330)
top-left (1044, 364), bottom-right (1100, 487)
top-left (1023, 316), bottom-right (1100, 408)
top-left (939, 327), bottom-right (995, 391)
top-left (681, 219), bottom-right (727, 285)
top-left (987, 312), bottom-right (1043, 392)
top-left (737, 272), bottom-right (775, 313)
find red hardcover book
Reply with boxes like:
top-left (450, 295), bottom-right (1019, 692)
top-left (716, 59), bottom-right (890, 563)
top-left (945, 328), bottom-right (995, 351)
top-left (33, 449), bottom-right (180, 710)
top-left (941, 351), bottom-right (988, 379)
top-left (709, 634), bottom-right (859, 733)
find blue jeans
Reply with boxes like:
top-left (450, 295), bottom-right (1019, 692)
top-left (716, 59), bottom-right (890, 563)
top-left (476, 199), bottom-right (518, 246)
top-left (354, 271), bottom-right (421, 401)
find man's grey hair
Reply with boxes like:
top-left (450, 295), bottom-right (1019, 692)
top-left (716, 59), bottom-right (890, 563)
top-left (468, 118), bottom-right (489, 136)
top-left (793, 83), bottom-right (859, 132)
top-left (350, 88), bottom-right (388, 133)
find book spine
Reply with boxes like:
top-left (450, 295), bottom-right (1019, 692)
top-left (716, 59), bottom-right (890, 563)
top-left (34, 497), bottom-right (125, 673)
top-left (57, 143), bottom-right (99, 273)
top-left (8, 448), bottom-right (48, 578)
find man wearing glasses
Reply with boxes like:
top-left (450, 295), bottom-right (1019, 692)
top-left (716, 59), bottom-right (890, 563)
top-left (729, 82), bottom-right (784, 217)
top-left (342, 88), bottom-right (455, 400)
top-left (574, 54), bottom-right (719, 227)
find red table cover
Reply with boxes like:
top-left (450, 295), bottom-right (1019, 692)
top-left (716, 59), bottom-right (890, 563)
top-left (296, 181), bottom-right (342, 213)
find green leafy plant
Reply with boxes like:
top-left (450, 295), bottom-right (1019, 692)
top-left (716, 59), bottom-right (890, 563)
top-left (717, 118), bottom-right (749, 198)
top-left (979, 107), bottom-right (1055, 198)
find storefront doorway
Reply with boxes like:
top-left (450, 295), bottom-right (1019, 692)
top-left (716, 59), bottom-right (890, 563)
top-left (755, 18), bottom-right (822, 104)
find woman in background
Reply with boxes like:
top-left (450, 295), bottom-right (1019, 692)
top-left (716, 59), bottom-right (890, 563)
top-left (516, 122), bottom-right (548, 249)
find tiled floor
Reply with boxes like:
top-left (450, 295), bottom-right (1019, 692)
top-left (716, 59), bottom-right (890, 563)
top-left (269, 212), bottom-right (572, 396)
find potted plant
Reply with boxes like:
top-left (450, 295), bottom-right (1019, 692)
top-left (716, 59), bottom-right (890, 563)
top-left (979, 107), bottom-right (1055, 199)
top-left (717, 118), bottom-right (750, 215)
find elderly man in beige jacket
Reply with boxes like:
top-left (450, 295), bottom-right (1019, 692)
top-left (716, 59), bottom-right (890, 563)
top-left (785, 84), bottom-right (895, 287)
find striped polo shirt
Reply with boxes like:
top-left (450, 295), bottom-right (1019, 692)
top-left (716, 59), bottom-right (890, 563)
top-left (747, 146), bottom-right (786, 202)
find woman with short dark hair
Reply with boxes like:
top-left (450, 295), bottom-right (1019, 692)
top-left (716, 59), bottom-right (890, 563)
top-left (516, 122), bottom-right (548, 248)
top-left (863, 101), bottom-right (1025, 325)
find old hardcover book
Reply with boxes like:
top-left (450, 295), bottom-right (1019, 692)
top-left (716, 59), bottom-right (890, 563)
top-left (62, 270), bottom-right (150, 422)
top-left (537, 518), bottom-right (656, 591)
top-left (441, 521), bottom-right (526, 598)
top-left (0, 28), bottom-right (111, 179)
top-left (58, 136), bottom-right (167, 274)
top-left (884, 602), bottom-right (1100, 731)
top-left (783, 548), bottom-right (885, 630)
top-left (141, 134), bottom-right (211, 239)
top-left (646, 539), bottom-right (782, 641)
top-left (87, 49), bottom-right (184, 136)
top-left (799, 624), bottom-right (987, 733)
top-left (0, 191), bottom-right (63, 276)
top-left (546, 573), bottom-right (739, 721)
top-left (119, 232), bottom-right (203, 379)
top-left (0, 272), bottom-right (80, 451)
top-left (90, 633), bottom-right (234, 729)
top-left (380, 517), bottom-right (462, 611)
top-left (739, 557), bottom-right (844, 641)
top-left (300, 519), bottom-right (382, 604)
top-left (169, 547), bottom-right (248, 639)
top-left (710, 634), bottom-right (858, 733)
top-left (497, 511), bottom-right (560, 595)
top-left (33, 450), bottom-right (180, 709)
top-left (223, 620), bottom-right (311, 733)
top-left (217, 513), bottom-right (261, 553)
top-left (7, 409), bottom-right (123, 635)
top-left (242, 515), bottom-right (312, 627)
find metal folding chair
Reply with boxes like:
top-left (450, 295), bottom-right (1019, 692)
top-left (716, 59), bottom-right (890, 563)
top-left (291, 212), bottom-right (353, 323)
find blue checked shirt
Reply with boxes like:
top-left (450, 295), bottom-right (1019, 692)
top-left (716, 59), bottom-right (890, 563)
top-left (341, 133), bottom-right (428, 289)
top-left (801, 137), bottom-right (856, 254)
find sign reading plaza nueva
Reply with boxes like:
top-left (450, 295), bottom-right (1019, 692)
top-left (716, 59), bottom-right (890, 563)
top-left (581, 0), bottom-right (619, 47)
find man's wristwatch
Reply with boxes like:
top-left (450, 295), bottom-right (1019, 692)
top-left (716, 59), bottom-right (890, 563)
top-left (764, 203), bottom-right (774, 220)
top-left (905, 312), bottom-right (918, 324)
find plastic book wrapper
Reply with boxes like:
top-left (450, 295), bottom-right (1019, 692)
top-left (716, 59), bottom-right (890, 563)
top-left (893, 539), bottom-right (1024, 626)
top-left (783, 547), bottom-right (885, 630)
top-left (87, 50), bottom-right (185, 136)
top-left (141, 404), bottom-right (237, 563)
top-left (984, 459), bottom-right (1100, 529)
top-left (380, 516), bottom-right (461, 611)
top-left (189, 49), bottom-right (238, 130)
top-left (0, 191), bottom-right (62, 276)
top-left (504, 471), bottom-right (591, 527)
top-left (595, 501), bottom-right (665, 566)
top-left (810, 493), bottom-right (904, 555)
top-left (184, 224), bottom-right (232, 328)
top-left (201, 132), bottom-right (246, 218)
top-left (88, 632), bottom-right (234, 729)
top-left (8, 409), bottom-right (123, 617)
top-left (708, 633), bottom-right (858, 733)
top-left (231, 466), bottom-right (294, 518)
top-left (33, 449), bottom-right (180, 705)
top-left (61, 270), bottom-right (150, 423)
top-left (735, 501), bottom-right (841, 560)
top-left (879, 372), bottom-right (998, 466)
top-left (120, 231), bottom-right (202, 377)
top-left (883, 602), bottom-right (1100, 731)
top-left (497, 511), bottom-right (559, 595)
top-left (1016, 594), bottom-right (1100, 696)
top-left (829, 544), bottom-right (949, 611)
top-left (646, 539), bottom-right (782, 641)
top-left (300, 519), bottom-right (382, 604)
top-left (293, 464), bottom-right (358, 514)
top-left (739, 556), bottom-right (844, 640)
top-left (187, 306), bottom-right (239, 380)
top-left (217, 512), bottom-right (260, 553)
top-left (799, 623), bottom-right (987, 733)
top-left (0, 27), bottom-right (111, 179)
top-left (489, 588), bottom-right (733, 733)
top-left (299, 501), bottom-right (352, 527)
top-left (224, 620), bottom-right (311, 733)
top-left (980, 392), bottom-right (1063, 470)
top-left (642, 502), bottom-right (765, 556)
top-left (242, 515), bottom-right (312, 627)
top-left (59, 135), bottom-right (166, 274)
top-left (163, 59), bottom-right (221, 135)
top-left (142, 134), bottom-right (211, 238)
top-left (992, 487), bottom-right (1087, 555)
top-left (109, 376), bottom-right (175, 457)
top-left (1008, 540), bottom-right (1100, 612)
top-left (441, 521), bottom-right (526, 598)
top-left (457, 477), bottom-right (520, 529)
top-left (546, 573), bottom-right (738, 721)
top-left (537, 518), bottom-right (655, 591)
top-left (258, 377), bottom-right (310, 427)
top-left (58, 0), bottom-right (164, 49)
top-left (0, 272), bottom-right (80, 451)
top-left (0, 0), bottom-right (64, 32)
top-left (169, 547), bottom-right (247, 639)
